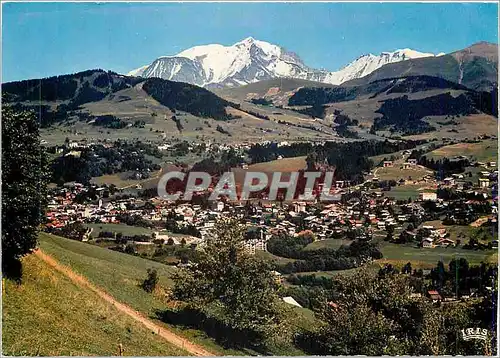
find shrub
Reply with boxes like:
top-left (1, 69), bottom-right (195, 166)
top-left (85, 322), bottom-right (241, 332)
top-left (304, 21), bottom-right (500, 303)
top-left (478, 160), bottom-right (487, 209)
top-left (141, 268), bottom-right (159, 293)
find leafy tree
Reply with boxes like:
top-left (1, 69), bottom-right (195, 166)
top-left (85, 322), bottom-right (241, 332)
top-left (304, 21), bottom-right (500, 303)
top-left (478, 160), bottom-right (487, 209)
top-left (402, 262), bottom-right (413, 274)
top-left (172, 219), bottom-right (285, 342)
top-left (124, 244), bottom-right (136, 255)
top-left (141, 269), bottom-right (159, 293)
top-left (296, 268), bottom-right (490, 355)
top-left (51, 222), bottom-right (87, 241)
top-left (2, 105), bottom-right (49, 281)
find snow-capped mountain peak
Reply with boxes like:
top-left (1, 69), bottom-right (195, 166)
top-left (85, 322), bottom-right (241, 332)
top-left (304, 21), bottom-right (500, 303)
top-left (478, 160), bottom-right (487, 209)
top-left (313, 48), bottom-right (437, 85)
top-left (127, 38), bottom-right (438, 87)
top-left (127, 65), bottom-right (149, 77)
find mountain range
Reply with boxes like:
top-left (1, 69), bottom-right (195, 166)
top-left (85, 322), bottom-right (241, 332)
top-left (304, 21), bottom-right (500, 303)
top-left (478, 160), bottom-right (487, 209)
top-left (345, 41), bottom-right (498, 91)
top-left (2, 39), bottom-right (497, 145)
top-left (128, 37), bottom-right (442, 88)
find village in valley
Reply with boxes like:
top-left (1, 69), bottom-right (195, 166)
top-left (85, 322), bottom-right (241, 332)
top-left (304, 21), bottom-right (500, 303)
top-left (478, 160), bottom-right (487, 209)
top-left (43, 135), bottom-right (498, 307)
top-left (2, 3), bottom-right (498, 355)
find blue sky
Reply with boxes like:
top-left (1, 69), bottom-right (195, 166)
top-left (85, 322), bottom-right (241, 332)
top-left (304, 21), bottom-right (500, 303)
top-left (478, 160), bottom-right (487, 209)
top-left (2, 2), bottom-right (498, 82)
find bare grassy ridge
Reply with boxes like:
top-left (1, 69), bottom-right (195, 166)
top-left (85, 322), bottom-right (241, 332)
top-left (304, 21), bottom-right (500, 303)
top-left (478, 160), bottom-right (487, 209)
top-left (2, 253), bottom-right (185, 356)
top-left (33, 233), bottom-right (246, 355)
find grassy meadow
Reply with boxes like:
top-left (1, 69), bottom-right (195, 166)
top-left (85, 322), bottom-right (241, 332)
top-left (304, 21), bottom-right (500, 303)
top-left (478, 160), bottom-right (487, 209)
top-left (375, 241), bottom-right (497, 269)
top-left (37, 233), bottom-right (314, 355)
top-left (2, 253), bottom-right (186, 356)
top-left (425, 139), bottom-right (498, 163)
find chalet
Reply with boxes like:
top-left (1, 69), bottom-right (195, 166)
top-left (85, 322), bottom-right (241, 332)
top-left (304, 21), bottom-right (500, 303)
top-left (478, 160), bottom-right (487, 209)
top-left (293, 202), bottom-right (307, 213)
top-left (435, 237), bottom-right (455, 247)
top-left (420, 192), bottom-right (437, 201)
top-left (397, 215), bottom-right (408, 222)
top-left (478, 178), bottom-right (490, 188)
top-left (402, 163), bottom-right (411, 169)
top-left (443, 177), bottom-right (455, 186)
top-left (327, 301), bottom-right (339, 309)
top-left (216, 201), bottom-right (225, 212)
top-left (271, 270), bottom-right (283, 285)
top-left (407, 158), bottom-right (418, 165)
top-left (428, 290), bottom-right (442, 302)
top-left (244, 237), bottom-right (267, 254)
top-left (383, 161), bottom-right (393, 168)
top-left (421, 238), bottom-right (434, 248)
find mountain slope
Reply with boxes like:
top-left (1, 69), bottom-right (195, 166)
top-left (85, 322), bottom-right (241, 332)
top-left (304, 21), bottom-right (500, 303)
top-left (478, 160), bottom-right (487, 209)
top-left (2, 251), bottom-right (186, 356)
top-left (345, 42), bottom-right (498, 91)
top-left (214, 77), bottom-right (337, 106)
top-left (287, 75), bottom-right (497, 137)
top-left (2, 69), bottom-right (343, 144)
top-left (128, 37), bottom-right (437, 87)
top-left (132, 37), bottom-right (311, 87)
top-left (2, 69), bottom-right (239, 126)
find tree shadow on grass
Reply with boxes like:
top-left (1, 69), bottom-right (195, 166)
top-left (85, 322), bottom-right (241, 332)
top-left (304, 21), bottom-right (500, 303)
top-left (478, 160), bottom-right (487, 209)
top-left (153, 307), bottom-right (270, 355)
top-left (2, 256), bottom-right (23, 284)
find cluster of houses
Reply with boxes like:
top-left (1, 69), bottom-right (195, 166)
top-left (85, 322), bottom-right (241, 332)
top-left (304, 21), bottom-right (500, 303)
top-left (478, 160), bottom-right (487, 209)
top-left (419, 226), bottom-right (455, 248)
top-left (382, 158), bottom-right (419, 169)
top-left (45, 168), bottom-right (497, 253)
top-left (44, 141), bottom-right (497, 256)
top-left (43, 181), bottom-right (431, 254)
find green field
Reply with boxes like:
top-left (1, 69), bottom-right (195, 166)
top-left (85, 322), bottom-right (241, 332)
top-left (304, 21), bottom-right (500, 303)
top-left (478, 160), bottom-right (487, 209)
top-left (91, 168), bottom-right (163, 189)
top-left (374, 165), bottom-right (432, 181)
top-left (2, 253), bottom-right (185, 356)
top-left (383, 184), bottom-right (428, 200)
top-left (290, 264), bottom-right (379, 279)
top-left (255, 250), bottom-right (296, 265)
top-left (376, 241), bottom-right (497, 269)
top-left (425, 139), bottom-right (498, 163)
top-left (247, 156), bottom-right (307, 172)
top-left (85, 223), bottom-right (154, 238)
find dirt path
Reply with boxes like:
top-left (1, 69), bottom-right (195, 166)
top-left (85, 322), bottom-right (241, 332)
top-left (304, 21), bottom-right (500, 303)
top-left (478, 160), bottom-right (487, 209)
top-left (34, 249), bottom-right (214, 357)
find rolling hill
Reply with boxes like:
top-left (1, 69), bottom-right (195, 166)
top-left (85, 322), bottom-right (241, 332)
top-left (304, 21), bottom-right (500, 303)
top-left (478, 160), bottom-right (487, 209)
top-left (4, 233), bottom-right (317, 356)
top-left (215, 74), bottom-right (497, 139)
top-left (2, 70), bottom-right (237, 126)
top-left (2, 70), bottom-right (342, 144)
top-left (2, 41), bottom-right (497, 144)
top-left (214, 78), bottom-right (337, 106)
top-left (2, 250), bottom-right (187, 356)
